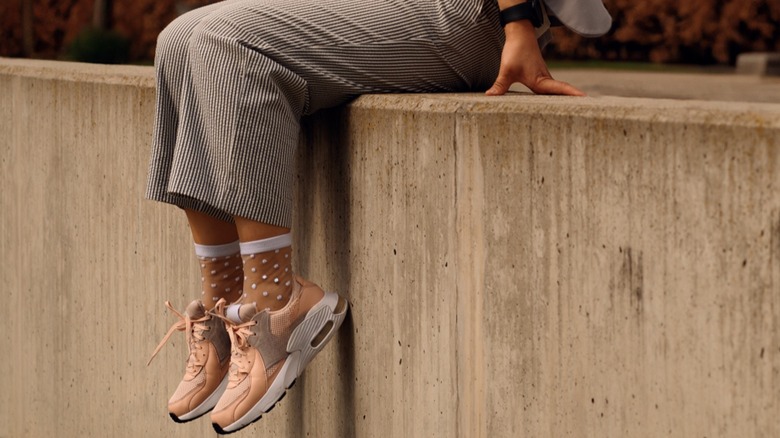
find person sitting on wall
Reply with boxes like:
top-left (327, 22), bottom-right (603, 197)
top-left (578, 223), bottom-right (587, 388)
top-left (145, 0), bottom-right (611, 434)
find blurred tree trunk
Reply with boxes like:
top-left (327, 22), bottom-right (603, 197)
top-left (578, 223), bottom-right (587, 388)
top-left (21, 0), bottom-right (34, 56)
top-left (92, 0), bottom-right (112, 29)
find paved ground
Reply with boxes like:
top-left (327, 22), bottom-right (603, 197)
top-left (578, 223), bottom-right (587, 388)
top-left (536, 69), bottom-right (780, 103)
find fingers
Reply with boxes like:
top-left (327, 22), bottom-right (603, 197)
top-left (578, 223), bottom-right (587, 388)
top-left (530, 77), bottom-right (586, 96)
top-left (485, 75), bottom-right (586, 97)
top-left (485, 74), bottom-right (512, 96)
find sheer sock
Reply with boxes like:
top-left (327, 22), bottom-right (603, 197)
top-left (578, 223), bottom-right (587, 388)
top-left (237, 233), bottom-right (294, 312)
top-left (194, 241), bottom-right (243, 310)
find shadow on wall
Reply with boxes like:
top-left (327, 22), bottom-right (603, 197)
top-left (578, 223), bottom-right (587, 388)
top-left (296, 107), bottom-right (357, 436)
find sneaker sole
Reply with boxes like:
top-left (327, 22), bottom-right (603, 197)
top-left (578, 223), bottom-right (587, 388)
top-left (213, 291), bottom-right (348, 434)
top-left (171, 371), bottom-right (230, 423)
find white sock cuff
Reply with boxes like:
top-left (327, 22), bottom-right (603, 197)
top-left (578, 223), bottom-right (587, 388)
top-left (239, 233), bottom-right (292, 254)
top-left (194, 240), bottom-right (240, 258)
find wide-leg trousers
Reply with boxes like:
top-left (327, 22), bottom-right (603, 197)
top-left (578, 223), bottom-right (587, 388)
top-left (145, 0), bottom-right (504, 227)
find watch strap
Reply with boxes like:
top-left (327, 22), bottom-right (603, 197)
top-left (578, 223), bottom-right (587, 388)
top-left (499, 1), bottom-right (544, 28)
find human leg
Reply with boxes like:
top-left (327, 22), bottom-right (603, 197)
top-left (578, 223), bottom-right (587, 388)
top-left (159, 0), bottom-right (502, 224)
top-left (146, 0), bottom-right (239, 222)
top-left (149, 0), bottom-right (502, 228)
top-left (146, 4), bottom-right (243, 423)
top-left (146, 4), bottom-right (306, 422)
top-left (166, 1), bottom-right (488, 430)
top-left (186, 208), bottom-right (239, 244)
top-left (147, 0), bottom-right (503, 430)
top-left (233, 216), bottom-right (293, 312)
top-left (146, 208), bottom-right (240, 422)
top-left (184, 209), bottom-right (243, 308)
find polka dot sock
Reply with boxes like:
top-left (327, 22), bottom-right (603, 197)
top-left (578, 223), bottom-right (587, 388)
top-left (237, 233), bottom-right (294, 312)
top-left (194, 241), bottom-right (243, 310)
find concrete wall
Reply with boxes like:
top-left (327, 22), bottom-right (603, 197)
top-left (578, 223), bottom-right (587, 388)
top-left (2, 58), bottom-right (780, 437)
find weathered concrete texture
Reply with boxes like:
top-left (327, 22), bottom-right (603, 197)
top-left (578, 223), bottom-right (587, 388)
top-left (2, 58), bottom-right (780, 438)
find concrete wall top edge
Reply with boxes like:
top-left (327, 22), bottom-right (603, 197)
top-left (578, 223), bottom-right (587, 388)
top-left (351, 94), bottom-right (780, 129)
top-left (0, 57), bottom-right (155, 88)
top-left (3, 58), bottom-right (779, 128)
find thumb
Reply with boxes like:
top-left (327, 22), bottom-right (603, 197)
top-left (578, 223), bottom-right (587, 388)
top-left (485, 74), bottom-right (513, 96)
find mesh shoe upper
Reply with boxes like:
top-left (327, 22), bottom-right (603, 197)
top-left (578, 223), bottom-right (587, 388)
top-left (210, 276), bottom-right (324, 425)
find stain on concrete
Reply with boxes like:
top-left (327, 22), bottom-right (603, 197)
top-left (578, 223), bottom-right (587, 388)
top-left (610, 247), bottom-right (645, 317)
top-left (770, 211), bottom-right (780, 271)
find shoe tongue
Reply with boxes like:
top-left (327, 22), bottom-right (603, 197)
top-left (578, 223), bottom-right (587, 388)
top-left (238, 304), bottom-right (257, 322)
top-left (185, 300), bottom-right (206, 319)
top-left (226, 303), bottom-right (258, 323)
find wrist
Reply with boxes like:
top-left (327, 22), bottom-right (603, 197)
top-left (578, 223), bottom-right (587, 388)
top-left (497, 0), bottom-right (529, 11)
top-left (503, 20), bottom-right (535, 38)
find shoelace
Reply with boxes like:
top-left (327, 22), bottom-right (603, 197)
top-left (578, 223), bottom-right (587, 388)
top-left (147, 301), bottom-right (211, 375)
top-left (211, 299), bottom-right (257, 383)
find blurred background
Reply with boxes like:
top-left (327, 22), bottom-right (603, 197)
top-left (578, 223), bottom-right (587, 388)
top-left (0, 0), bottom-right (779, 66)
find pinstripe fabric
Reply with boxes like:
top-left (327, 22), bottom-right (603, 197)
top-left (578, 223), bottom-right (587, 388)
top-left (146, 0), bottom-right (504, 227)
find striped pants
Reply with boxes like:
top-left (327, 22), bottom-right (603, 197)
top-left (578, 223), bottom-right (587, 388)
top-left (145, 0), bottom-right (504, 227)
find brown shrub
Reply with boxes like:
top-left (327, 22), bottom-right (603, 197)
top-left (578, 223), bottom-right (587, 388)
top-left (549, 0), bottom-right (780, 64)
top-left (0, 0), bottom-right (24, 57)
top-left (0, 0), bottom-right (185, 61)
top-left (34, 0), bottom-right (93, 58)
top-left (3, 0), bottom-right (778, 64)
top-left (112, 1), bottom-right (177, 60)
top-left (1, 0), bottom-right (93, 59)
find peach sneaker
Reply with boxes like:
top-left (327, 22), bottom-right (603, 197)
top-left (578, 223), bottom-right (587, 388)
top-left (210, 276), bottom-right (348, 434)
top-left (148, 300), bottom-right (231, 422)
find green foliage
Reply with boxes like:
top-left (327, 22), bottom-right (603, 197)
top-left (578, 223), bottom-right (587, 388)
top-left (64, 26), bottom-right (130, 64)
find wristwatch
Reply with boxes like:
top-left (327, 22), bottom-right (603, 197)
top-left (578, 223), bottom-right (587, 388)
top-left (499, 0), bottom-right (545, 28)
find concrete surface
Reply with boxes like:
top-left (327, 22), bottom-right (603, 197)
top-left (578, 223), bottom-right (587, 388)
top-left (736, 52), bottom-right (780, 77)
top-left (2, 58), bottom-right (780, 437)
top-left (551, 69), bottom-right (780, 103)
